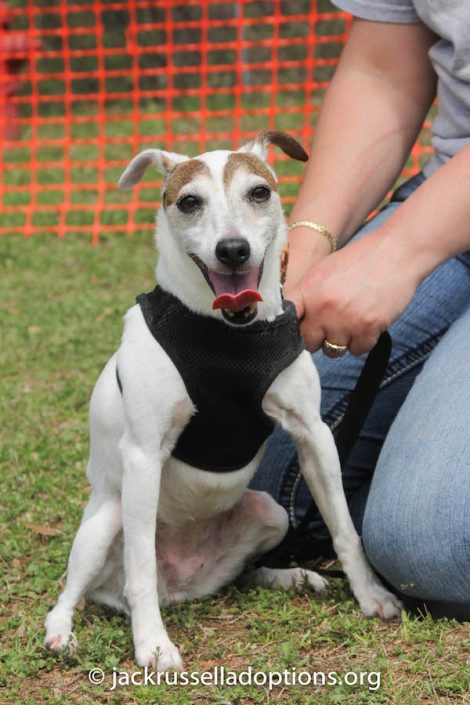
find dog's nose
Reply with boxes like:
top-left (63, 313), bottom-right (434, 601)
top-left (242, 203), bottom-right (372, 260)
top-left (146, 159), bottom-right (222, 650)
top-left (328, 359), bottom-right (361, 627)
top-left (215, 238), bottom-right (251, 268)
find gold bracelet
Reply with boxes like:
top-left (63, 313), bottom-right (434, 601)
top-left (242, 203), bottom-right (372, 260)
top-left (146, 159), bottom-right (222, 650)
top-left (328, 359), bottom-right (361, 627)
top-left (287, 220), bottom-right (336, 253)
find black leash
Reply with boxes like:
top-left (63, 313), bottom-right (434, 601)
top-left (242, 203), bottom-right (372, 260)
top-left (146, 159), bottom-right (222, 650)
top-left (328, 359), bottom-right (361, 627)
top-left (334, 331), bottom-right (392, 468)
top-left (256, 331), bottom-right (393, 572)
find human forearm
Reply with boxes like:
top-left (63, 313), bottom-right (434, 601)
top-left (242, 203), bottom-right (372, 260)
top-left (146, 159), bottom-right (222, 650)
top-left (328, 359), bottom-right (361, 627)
top-left (376, 143), bottom-right (470, 284)
top-left (286, 19), bottom-right (437, 287)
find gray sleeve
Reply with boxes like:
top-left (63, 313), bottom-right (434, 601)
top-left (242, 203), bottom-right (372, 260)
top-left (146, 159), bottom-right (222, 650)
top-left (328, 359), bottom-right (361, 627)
top-left (333, 0), bottom-right (421, 24)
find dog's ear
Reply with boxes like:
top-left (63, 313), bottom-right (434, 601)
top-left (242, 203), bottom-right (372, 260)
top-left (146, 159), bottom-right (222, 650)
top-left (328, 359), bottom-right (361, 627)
top-left (118, 149), bottom-right (190, 189)
top-left (239, 130), bottom-right (308, 163)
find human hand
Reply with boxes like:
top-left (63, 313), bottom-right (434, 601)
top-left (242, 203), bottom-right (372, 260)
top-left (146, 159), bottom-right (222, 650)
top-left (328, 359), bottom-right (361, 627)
top-left (284, 230), bottom-right (418, 356)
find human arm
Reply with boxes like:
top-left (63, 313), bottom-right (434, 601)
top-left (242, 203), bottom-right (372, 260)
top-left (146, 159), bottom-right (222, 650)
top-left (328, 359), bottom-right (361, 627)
top-left (283, 17), bottom-right (470, 355)
top-left (289, 142), bottom-right (470, 355)
top-left (285, 16), bottom-right (438, 290)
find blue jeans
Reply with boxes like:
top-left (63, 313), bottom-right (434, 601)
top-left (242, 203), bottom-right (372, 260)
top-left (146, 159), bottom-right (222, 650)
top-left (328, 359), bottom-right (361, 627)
top-left (250, 173), bottom-right (470, 608)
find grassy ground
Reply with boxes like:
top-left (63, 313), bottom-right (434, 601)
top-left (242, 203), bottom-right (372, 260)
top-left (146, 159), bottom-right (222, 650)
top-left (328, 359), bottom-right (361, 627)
top-left (1, 233), bottom-right (469, 705)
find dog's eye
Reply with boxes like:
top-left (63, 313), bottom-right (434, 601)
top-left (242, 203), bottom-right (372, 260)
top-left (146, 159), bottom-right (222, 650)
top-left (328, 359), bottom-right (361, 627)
top-left (177, 195), bottom-right (201, 213)
top-left (249, 186), bottom-right (271, 203)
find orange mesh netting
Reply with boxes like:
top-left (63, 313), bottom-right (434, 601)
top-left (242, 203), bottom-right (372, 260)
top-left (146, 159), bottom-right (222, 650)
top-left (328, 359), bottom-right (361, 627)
top-left (0, 0), bottom-right (432, 243)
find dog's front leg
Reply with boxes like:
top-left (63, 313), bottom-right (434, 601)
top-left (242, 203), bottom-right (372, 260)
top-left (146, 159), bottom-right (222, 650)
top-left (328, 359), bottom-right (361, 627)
top-left (117, 308), bottom-right (193, 670)
top-left (262, 351), bottom-right (402, 619)
top-left (45, 495), bottom-right (122, 653)
top-left (121, 436), bottom-right (182, 671)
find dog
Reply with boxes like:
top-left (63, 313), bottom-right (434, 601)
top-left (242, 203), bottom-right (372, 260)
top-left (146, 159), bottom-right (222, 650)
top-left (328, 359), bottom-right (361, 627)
top-left (44, 130), bottom-right (401, 671)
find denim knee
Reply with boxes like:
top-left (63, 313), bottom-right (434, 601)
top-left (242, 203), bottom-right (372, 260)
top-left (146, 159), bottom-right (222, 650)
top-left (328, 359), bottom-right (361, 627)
top-left (363, 487), bottom-right (470, 603)
top-left (362, 307), bottom-right (470, 604)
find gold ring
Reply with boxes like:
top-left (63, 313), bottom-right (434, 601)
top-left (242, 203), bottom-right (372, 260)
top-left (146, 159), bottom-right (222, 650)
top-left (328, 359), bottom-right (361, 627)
top-left (322, 339), bottom-right (348, 357)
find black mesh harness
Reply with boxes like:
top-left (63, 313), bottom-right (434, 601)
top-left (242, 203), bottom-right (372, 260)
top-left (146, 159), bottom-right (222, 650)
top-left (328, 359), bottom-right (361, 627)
top-left (117, 285), bottom-right (304, 472)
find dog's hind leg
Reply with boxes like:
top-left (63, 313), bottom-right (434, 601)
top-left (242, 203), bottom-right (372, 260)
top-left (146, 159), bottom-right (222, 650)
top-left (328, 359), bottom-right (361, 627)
top-left (262, 351), bottom-right (402, 619)
top-left (234, 492), bottom-right (328, 595)
top-left (44, 495), bottom-right (122, 653)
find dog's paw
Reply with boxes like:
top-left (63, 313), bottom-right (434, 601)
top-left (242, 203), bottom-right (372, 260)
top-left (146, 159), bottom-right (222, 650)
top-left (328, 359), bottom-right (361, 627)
top-left (285, 567), bottom-right (329, 593)
top-left (135, 637), bottom-right (183, 672)
top-left (356, 581), bottom-right (403, 620)
top-left (44, 607), bottom-right (78, 654)
top-left (44, 630), bottom-right (78, 655)
top-left (255, 566), bottom-right (329, 593)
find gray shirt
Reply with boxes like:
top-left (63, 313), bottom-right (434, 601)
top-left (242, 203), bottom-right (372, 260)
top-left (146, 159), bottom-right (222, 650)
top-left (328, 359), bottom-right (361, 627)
top-left (333, 0), bottom-right (470, 177)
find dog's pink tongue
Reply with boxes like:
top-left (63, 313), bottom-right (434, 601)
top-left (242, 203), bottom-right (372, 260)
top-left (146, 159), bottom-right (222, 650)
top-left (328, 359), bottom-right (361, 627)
top-left (210, 267), bottom-right (263, 311)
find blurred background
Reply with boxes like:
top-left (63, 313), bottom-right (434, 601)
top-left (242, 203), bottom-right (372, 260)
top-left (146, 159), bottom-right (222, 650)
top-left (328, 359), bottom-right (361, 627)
top-left (0, 0), bottom-right (432, 243)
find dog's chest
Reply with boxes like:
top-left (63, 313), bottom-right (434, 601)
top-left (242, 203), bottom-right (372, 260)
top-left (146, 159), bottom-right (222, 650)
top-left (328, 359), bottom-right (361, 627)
top-left (136, 286), bottom-right (304, 473)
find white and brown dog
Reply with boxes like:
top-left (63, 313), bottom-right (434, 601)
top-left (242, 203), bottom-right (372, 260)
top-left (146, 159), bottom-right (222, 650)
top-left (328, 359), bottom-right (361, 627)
top-left (44, 131), bottom-right (401, 671)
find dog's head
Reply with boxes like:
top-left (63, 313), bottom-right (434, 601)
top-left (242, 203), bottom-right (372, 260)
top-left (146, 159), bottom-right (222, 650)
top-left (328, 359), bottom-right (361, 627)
top-left (118, 131), bottom-right (307, 324)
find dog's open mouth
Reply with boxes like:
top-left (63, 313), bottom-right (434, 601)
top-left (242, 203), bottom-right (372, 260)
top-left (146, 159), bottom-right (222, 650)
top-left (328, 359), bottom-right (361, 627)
top-left (190, 255), bottom-right (263, 324)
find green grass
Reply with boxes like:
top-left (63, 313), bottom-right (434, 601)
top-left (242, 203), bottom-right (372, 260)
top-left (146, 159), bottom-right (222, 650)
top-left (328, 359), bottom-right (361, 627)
top-left (1, 233), bottom-right (469, 704)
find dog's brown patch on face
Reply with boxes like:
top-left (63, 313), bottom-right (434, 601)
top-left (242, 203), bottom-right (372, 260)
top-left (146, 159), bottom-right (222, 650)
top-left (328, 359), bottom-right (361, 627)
top-left (163, 159), bottom-right (211, 209)
top-left (223, 152), bottom-right (278, 194)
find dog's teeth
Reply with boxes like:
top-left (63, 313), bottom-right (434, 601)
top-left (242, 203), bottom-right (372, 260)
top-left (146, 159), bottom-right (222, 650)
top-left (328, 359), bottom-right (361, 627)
top-left (223, 302), bottom-right (257, 320)
top-left (243, 303), bottom-right (256, 317)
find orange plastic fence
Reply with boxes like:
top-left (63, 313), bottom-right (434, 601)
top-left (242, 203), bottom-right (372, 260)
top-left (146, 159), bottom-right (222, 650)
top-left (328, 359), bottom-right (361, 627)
top-left (0, 0), bottom-right (431, 243)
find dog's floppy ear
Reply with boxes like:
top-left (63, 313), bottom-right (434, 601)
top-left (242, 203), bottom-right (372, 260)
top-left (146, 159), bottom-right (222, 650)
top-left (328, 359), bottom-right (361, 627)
top-left (118, 149), bottom-right (190, 190)
top-left (239, 130), bottom-right (308, 163)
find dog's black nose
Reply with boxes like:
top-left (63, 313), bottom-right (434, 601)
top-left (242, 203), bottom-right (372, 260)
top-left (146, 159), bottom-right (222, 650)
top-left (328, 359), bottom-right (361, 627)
top-left (215, 238), bottom-right (251, 268)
